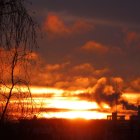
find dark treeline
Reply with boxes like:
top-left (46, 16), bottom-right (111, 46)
top-left (0, 119), bottom-right (140, 140)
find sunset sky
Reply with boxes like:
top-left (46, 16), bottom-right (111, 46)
top-left (27, 0), bottom-right (140, 92)
top-left (9, 0), bottom-right (139, 119)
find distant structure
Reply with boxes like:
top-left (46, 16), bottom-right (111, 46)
top-left (107, 105), bottom-right (140, 121)
top-left (107, 90), bottom-right (126, 121)
top-left (107, 112), bottom-right (125, 121)
top-left (130, 105), bottom-right (140, 121)
top-left (33, 115), bottom-right (37, 120)
top-left (107, 94), bottom-right (125, 120)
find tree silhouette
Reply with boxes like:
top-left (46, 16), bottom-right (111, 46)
top-left (0, 0), bottom-right (38, 122)
top-left (0, 0), bottom-right (37, 50)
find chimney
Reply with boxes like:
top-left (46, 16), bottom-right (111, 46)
top-left (112, 112), bottom-right (117, 121)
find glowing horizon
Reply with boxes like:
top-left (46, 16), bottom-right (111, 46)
top-left (0, 85), bottom-right (140, 120)
top-left (39, 111), bottom-right (110, 120)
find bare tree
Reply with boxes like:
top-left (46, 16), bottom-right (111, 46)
top-left (0, 0), bottom-right (37, 51)
top-left (0, 0), bottom-right (38, 122)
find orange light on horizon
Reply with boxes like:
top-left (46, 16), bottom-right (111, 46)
top-left (45, 98), bottom-right (99, 110)
top-left (0, 85), bottom-right (88, 97)
top-left (0, 86), bottom-right (65, 96)
top-left (122, 92), bottom-right (140, 104)
top-left (30, 87), bottom-right (64, 96)
top-left (101, 103), bottom-right (111, 109)
top-left (39, 111), bottom-right (109, 120)
top-left (1, 85), bottom-right (140, 120)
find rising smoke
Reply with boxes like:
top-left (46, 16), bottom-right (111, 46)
top-left (91, 77), bottom-right (137, 110)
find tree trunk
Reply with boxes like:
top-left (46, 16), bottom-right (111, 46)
top-left (0, 51), bottom-right (18, 122)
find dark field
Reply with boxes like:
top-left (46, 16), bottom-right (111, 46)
top-left (0, 119), bottom-right (140, 140)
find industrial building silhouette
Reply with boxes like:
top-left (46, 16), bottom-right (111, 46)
top-left (107, 105), bottom-right (140, 121)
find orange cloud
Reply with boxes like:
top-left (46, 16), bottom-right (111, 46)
top-left (130, 78), bottom-right (140, 92)
top-left (55, 77), bottom-right (91, 90)
top-left (81, 40), bottom-right (123, 55)
top-left (44, 13), bottom-right (93, 37)
top-left (44, 14), bottom-right (69, 35)
top-left (91, 77), bottom-right (124, 94)
top-left (72, 63), bottom-right (109, 77)
top-left (36, 63), bottom-right (139, 93)
top-left (71, 20), bottom-right (93, 33)
top-left (46, 64), bottom-right (63, 71)
top-left (1, 48), bottom-right (139, 96)
top-left (123, 31), bottom-right (140, 49)
top-left (103, 85), bottom-right (115, 96)
top-left (0, 48), bottom-right (38, 85)
top-left (125, 31), bottom-right (138, 47)
top-left (81, 41), bottom-right (109, 54)
top-left (72, 63), bottom-right (94, 74)
top-left (29, 59), bottom-right (110, 90)
top-left (25, 52), bottom-right (39, 61)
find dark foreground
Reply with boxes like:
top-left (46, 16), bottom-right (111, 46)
top-left (0, 119), bottom-right (140, 140)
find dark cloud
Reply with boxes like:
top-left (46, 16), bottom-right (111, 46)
top-left (81, 77), bottom-right (138, 110)
top-left (27, 1), bottom-right (140, 94)
top-left (33, 0), bottom-right (140, 27)
top-left (43, 13), bottom-right (94, 38)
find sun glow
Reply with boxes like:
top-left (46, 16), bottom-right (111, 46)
top-left (30, 87), bottom-right (65, 96)
top-left (40, 111), bottom-right (109, 120)
top-left (0, 86), bottom-right (87, 96)
top-left (1, 85), bottom-right (140, 120)
top-left (45, 97), bottom-right (99, 110)
top-left (101, 103), bottom-right (111, 109)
